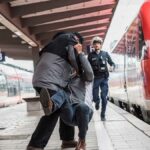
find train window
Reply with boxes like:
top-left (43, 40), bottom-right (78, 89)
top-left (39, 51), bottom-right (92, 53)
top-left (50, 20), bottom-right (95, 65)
top-left (125, 18), bottom-right (138, 58)
top-left (0, 73), bottom-right (6, 92)
top-left (0, 73), bottom-right (7, 99)
top-left (138, 21), bottom-right (148, 60)
top-left (7, 80), bottom-right (19, 97)
top-left (126, 40), bottom-right (136, 57)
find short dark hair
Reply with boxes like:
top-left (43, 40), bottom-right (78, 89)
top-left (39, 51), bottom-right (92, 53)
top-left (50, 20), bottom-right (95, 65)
top-left (73, 32), bottom-right (84, 44)
top-left (52, 31), bottom-right (67, 40)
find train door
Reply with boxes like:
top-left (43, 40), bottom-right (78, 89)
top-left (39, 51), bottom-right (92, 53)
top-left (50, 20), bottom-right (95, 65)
top-left (138, 1), bottom-right (150, 122)
top-left (140, 1), bottom-right (150, 100)
top-left (125, 19), bottom-right (142, 108)
top-left (109, 38), bottom-right (129, 107)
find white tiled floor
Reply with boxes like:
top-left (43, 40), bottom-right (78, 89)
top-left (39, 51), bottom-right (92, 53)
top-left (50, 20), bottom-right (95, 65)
top-left (0, 102), bottom-right (150, 150)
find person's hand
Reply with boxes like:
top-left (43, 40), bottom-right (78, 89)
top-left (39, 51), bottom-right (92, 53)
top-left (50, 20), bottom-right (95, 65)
top-left (109, 65), bottom-right (115, 72)
top-left (74, 43), bottom-right (83, 54)
top-left (71, 70), bottom-right (77, 78)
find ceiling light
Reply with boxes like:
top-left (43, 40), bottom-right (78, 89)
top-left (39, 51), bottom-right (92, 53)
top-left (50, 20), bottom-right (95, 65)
top-left (28, 46), bottom-right (32, 49)
top-left (21, 40), bottom-right (26, 44)
top-left (29, 41), bottom-right (34, 45)
top-left (0, 26), bottom-right (6, 30)
top-left (0, 17), bottom-right (2, 22)
top-left (14, 31), bottom-right (22, 36)
top-left (12, 34), bottom-right (18, 38)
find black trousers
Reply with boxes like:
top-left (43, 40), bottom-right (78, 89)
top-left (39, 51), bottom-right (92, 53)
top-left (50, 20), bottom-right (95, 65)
top-left (28, 110), bottom-right (75, 148)
top-left (28, 87), bottom-right (75, 148)
top-left (60, 103), bottom-right (93, 140)
top-left (59, 118), bottom-right (75, 141)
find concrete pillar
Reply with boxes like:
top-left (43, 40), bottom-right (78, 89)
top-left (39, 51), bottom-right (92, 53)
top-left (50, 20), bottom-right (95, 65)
top-left (26, 47), bottom-right (42, 112)
top-left (32, 47), bottom-right (40, 73)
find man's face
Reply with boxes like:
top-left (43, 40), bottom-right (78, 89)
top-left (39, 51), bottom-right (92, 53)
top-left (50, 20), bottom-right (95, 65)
top-left (93, 42), bottom-right (102, 51)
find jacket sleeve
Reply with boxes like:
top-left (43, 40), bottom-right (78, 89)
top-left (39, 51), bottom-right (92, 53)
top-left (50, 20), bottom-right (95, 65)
top-left (67, 45), bottom-right (79, 73)
top-left (87, 53), bottom-right (91, 63)
top-left (79, 53), bottom-right (94, 82)
top-left (66, 33), bottom-right (80, 72)
top-left (106, 52), bottom-right (115, 67)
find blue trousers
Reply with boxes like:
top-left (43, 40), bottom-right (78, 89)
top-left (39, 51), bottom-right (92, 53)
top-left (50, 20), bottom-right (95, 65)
top-left (93, 77), bottom-right (108, 117)
top-left (60, 103), bottom-right (93, 140)
top-left (35, 87), bottom-right (68, 113)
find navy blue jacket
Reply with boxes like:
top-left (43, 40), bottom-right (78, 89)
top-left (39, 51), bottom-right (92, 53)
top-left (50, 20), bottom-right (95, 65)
top-left (88, 50), bottom-right (115, 78)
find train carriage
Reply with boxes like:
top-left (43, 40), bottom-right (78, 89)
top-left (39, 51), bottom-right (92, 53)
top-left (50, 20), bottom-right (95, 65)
top-left (0, 63), bottom-right (35, 107)
top-left (109, 0), bottom-right (150, 122)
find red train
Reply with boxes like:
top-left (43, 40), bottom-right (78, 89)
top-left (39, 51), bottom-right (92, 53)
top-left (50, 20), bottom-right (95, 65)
top-left (0, 63), bottom-right (35, 107)
top-left (109, 1), bottom-right (150, 123)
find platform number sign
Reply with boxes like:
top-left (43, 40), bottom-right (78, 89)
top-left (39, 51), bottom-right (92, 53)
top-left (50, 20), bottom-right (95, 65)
top-left (0, 52), bottom-right (5, 62)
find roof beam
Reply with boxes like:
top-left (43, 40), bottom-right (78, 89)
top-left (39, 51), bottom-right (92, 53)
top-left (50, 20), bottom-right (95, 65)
top-left (22, 4), bottom-right (115, 27)
top-left (31, 14), bottom-right (111, 34)
top-left (84, 41), bottom-right (91, 44)
top-left (0, 3), bottom-right (40, 47)
top-left (84, 34), bottom-right (104, 41)
top-left (12, 0), bottom-right (92, 17)
top-left (36, 22), bottom-right (109, 40)
top-left (84, 33), bottom-right (104, 38)
top-left (80, 29), bottom-right (106, 37)
top-left (0, 0), bottom-right (14, 3)
top-left (40, 29), bottom-right (106, 42)
top-left (41, 33), bottom-right (105, 46)
top-left (0, 44), bottom-right (32, 60)
top-left (5, 51), bottom-right (32, 60)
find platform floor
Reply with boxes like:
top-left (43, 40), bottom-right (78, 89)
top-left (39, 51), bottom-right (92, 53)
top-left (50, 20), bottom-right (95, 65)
top-left (0, 102), bottom-right (150, 150)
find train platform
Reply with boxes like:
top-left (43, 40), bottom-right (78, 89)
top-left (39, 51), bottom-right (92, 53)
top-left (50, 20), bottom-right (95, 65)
top-left (0, 102), bottom-right (150, 150)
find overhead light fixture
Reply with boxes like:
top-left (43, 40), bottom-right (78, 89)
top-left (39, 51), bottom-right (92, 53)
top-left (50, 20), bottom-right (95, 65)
top-left (0, 16), bottom-right (2, 22)
top-left (0, 14), bottom-right (38, 47)
top-left (14, 31), bottom-right (22, 36)
top-left (28, 46), bottom-right (32, 49)
top-left (29, 41), bottom-right (35, 45)
top-left (12, 34), bottom-right (18, 38)
top-left (0, 25), bottom-right (6, 30)
top-left (21, 40), bottom-right (26, 44)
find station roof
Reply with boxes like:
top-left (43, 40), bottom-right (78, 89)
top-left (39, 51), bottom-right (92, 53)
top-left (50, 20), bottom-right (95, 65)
top-left (0, 0), bottom-right (118, 59)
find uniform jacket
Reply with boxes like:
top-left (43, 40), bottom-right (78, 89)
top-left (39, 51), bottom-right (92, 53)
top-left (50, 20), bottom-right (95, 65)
top-left (88, 50), bottom-right (115, 78)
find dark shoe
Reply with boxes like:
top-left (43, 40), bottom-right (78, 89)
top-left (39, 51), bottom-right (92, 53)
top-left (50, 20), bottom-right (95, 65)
top-left (101, 116), bottom-right (106, 121)
top-left (95, 102), bottom-right (99, 110)
top-left (26, 146), bottom-right (44, 150)
top-left (61, 140), bottom-right (77, 148)
top-left (75, 139), bottom-right (86, 150)
top-left (40, 88), bottom-right (53, 116)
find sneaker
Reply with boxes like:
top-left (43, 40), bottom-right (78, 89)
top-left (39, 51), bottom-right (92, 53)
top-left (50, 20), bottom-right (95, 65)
top-left (26, 146), bottom-right (43, 150)
top-left (40, 88), bottom-right (53, 116)
top-left (95, 102), bottom-right (99, 110)
top-left (75, 139), bottom-right (86, 150)
top-left (61, 140), bottom-right (77, 149)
